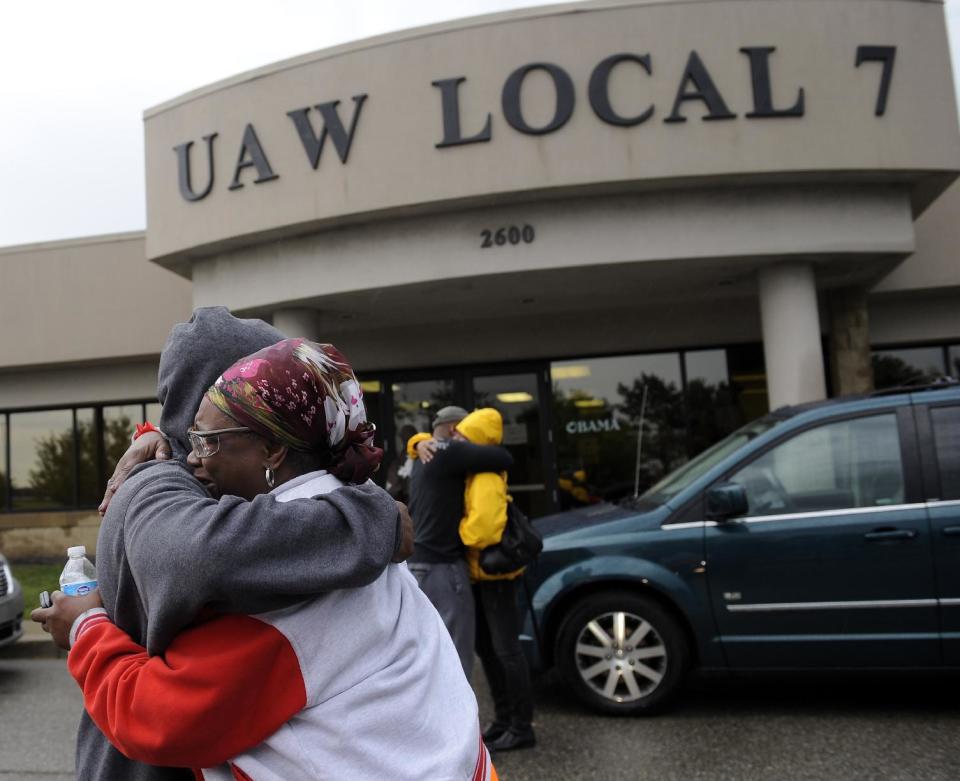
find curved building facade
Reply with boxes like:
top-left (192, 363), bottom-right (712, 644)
top-left (2, 0), bottom-right (960, 550)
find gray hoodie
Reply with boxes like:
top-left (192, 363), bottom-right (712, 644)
top-left (75, 308), bottom-right (401, 781)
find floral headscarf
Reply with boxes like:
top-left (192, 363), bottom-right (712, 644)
top-left (207, 338), bottom-right (382, 483)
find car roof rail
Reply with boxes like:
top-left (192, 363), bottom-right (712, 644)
top-left (869, 375), bottom-right (959, 397)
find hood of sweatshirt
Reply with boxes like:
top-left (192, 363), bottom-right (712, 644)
top-left (157, 307), bottom-right (285, 453)
top-left (455, 408), bottom-right (503, 446)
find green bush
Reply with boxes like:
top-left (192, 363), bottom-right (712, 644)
top-left (10, 563), bottom-right (62, 610)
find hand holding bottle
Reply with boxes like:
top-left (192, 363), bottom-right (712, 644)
top-left (31, 589), bottom-right (104, 650)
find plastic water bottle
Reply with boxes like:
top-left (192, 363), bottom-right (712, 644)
top-left (60, 545), bottom-right (97, 596)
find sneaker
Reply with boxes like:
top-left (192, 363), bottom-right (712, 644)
top-left (486, 728), bottom-right (536, 752)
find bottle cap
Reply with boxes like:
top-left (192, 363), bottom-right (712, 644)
top-left (67, 545), bottom-right (87, 558)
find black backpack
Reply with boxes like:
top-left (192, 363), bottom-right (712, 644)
top-left (479, 502), bottom-right (544, 575)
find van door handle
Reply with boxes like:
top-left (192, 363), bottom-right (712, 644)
top-left (943, 526), bottom-right (960, 537)
top-left (864, 528), bottom-right (917, 542)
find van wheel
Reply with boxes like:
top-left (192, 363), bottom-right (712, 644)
top-left (555, 591), bottom-right (689, 716)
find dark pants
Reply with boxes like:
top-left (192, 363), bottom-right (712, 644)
top-left (408, 559), bottom-right (475, 678)
top-left (474, 578), bottom-right (534, 733)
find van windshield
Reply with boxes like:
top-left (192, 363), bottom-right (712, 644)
top-left (641, 417), bottom-right (781, 504)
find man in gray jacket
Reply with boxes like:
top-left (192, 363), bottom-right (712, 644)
top-left (55, 308), bottom-right (408, 781)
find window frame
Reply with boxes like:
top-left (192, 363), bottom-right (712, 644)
top-left (0, 399), bottom-right (156, 514)
top-left (915, 401), bottom-right (960, 503)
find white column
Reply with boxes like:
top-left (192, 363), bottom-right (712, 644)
top-left (273, 308), bottom-right (319, 340)
top-left (757, 262), bottom-right (826, 409)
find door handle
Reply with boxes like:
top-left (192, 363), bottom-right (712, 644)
top-left (943, 526), bottom-right (960, 537)
top-left (864, 528), bottom-right (917, 542)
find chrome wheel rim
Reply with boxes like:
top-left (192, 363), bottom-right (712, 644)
top-left (573, 610), bottom-right (667, 703)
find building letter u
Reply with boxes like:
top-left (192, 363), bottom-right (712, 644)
top-left (174, 133), bottom-right (218, 202)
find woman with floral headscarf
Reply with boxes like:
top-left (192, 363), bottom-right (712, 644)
top-left (55, 339), bottom-right (497, 781)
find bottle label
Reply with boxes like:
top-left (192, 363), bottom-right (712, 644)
top-left (63, 581), bottom-right (97, 597)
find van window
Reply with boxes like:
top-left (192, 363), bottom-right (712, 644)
top-left (930, 406), bottom-right (960, 500)
top-left (729, 414), bottom-right (904, 517)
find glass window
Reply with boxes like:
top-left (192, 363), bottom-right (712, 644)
top-left (949, 346), bottom-right (960, 380)
top-left (10, 410), bottom-right (75, 510)
top-left (644, 417), bottom-right (782, 503)
top-left (103, 405), bottom-right (141, 481)
top-left (729, 414), bottom-right (904, 517)
top-left (0, 415), bottom-right (7, 510)
top-left (387, 379), bottom-right (456, 498)
top-left (726, 344), bottom-right (769, 423)
top-left (76, 408), bottom-right (99, 507)
top-left (872, 347), bottom-right (946, 389)
top-left (357, 380), bottom-right (383, 450)
top-left (552, 354), bottom-right (685, 506)
top-left (931, 406), bottom-right (960, 501)
top-left (145, 403), bottom-right (162, 426)
top-left (684, 349), bottom-right (743, 456)
top-left (391, 380), bottom-right (456, 443)
top-left (473, 373), bottom-right (547, 517)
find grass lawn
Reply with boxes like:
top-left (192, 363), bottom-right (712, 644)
top-left (9, 563), bottom-right (62, 610)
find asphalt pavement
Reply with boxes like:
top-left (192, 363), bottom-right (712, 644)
top-left (477, 668), bottom-right (960, 781)
top-left (0, 657), bottom-right (80, 781)
top-left (2, 639), bottom-right (959, 781)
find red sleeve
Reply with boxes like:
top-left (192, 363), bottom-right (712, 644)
top-left (68, 614), bottom-right (306, 768)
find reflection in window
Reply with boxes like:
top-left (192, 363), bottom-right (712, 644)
top-left (145, 403), bottom-right (162, 427)
top-left (931, 406), bottom-right (960, 501)
top-left (357, 380), bottom-right (386, 490)
top-left (387, 379), bottom-right (456, 500)
top-left (76, 409), bottom-right (99, 507)
top-left (949, 347), bottom-right (960, 380)
top-left (730, 414), bottom-right (903, 517)
top-left (0, 416), bottom-right (7, 510)
top-left (552, 354), bottom-right (685, 507)
top-left (473, 373), bottom-right (546, 517)
top-left (727, 344), bottom-right (769, 422)
top-left (684, 350), bottom-right (743, 457)
top-left (392, 380), bottom-right (456, 442)
top-left (10, 410), bottom-right (75, 510)
top-left (872, 347), bottom-right (946, 389)
top-left (103, 406), bottom-right (142, 484)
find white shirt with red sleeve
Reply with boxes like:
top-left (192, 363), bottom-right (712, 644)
top-left (69, 470), bottom-right (494, 781)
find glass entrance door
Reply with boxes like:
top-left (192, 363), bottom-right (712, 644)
top-left (380, 377), bottom-right (458, 502)
top-left (369, 364), bottom-right (556, 516)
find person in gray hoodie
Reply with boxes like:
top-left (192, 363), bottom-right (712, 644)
top-left (42, 308), bottom-right (408, 781)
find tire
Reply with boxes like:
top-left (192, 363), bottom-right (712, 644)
top-left (555, 590), bottom-right (689, 716)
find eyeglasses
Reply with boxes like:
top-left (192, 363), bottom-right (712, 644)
top-left (187, 426), bottom-right (252, 458)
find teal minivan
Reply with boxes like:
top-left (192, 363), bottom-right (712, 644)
top-left (522, 382), bottom-right (960, 715)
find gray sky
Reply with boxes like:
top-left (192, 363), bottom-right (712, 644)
top-left (2, 0), bottom-right (960, 249)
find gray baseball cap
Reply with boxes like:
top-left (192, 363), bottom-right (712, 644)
top-left (433, 405), bottom-right (469, 427)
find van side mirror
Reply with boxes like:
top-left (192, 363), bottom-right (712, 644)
top-left (705, 482), bottom-right (749, 521)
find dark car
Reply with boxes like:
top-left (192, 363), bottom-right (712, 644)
top-left (521, 383), bottom-right (960, 715)
top-left (0, 553), bottom-right (24, 649)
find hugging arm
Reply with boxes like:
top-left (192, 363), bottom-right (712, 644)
top-left (116, 464), bottom-right (401, 653)
top-left (439, 441), bottom-right (513, 476)
top-left (69, 613), bottom-right (305, 768)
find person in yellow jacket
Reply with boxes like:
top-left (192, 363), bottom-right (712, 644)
top-left (452, 408), bottom-right (536, 752)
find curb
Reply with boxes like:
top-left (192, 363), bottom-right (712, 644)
top-left (0, 636), bottom-right (68, 660)
top-left (0, 623), bottom-right (68, 661)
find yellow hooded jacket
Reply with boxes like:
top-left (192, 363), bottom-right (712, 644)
top-left (455, 408), bottom-right (524, 582)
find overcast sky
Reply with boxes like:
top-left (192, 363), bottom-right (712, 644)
top-left (3, 0), bottom-right (960, 249)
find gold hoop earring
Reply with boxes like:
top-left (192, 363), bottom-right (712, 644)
top-left (265, 467), bottom-right (276, 489)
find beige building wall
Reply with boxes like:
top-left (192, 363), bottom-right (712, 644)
top-left (875, 179), bottom-right (960, 295)
top-left (0, 233), bottom-right (192, 409)
top-left (144, 0), bottom-right (960, 270)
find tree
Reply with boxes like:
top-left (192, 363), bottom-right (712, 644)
top-left (25, 415), bottom-right (134, 508)
top-left (871, 354), bottom-right (931, 390)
